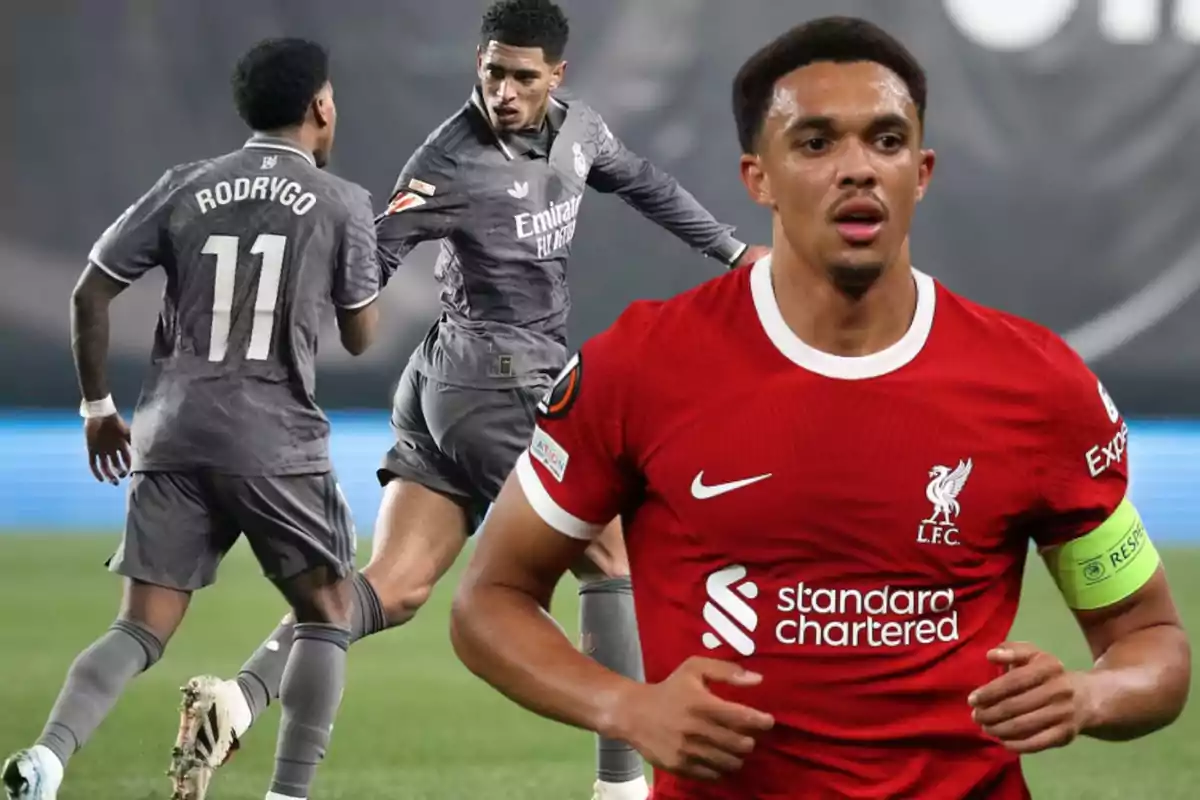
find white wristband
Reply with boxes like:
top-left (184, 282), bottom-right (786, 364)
top-left (79, 395), bottom-right (117, 419)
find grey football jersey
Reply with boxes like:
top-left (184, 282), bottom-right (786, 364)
top-left (377, 88), bottom-right (746, 389)
top-left (88, 136), bottom-right (380, 474)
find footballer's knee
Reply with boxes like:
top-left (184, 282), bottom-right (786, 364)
top-left (279, 567), bottom-right (354, 628)
top-left (572, 518), bottom-right (630, 582)
top-left (360, 479), bottom-right (471, 627)
top-left (117, 577), bottom-right (191, 647)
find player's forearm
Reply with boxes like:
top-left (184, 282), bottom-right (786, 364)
top-left (70, 286), bottom-right (113, 401)
top-left (1079, 623), bottom-right (1191, 740)
top-left (595, 158), bottom-right (745, 264)
top-left (629, 182), bottom-right (745, 264)
top-left (450, 581), bottom-right (636, 738)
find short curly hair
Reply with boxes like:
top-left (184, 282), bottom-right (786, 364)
top-left (733, 17), bottom-right (927, 154)
top-left (232, 38), bottom-right (330, 132)
top-left (480, 0), bottom-right (570, 62)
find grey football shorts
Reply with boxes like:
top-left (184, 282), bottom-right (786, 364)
top-left (379, 361), bottom-right (550, 530)
top-left (108, 470), bottom-right (356, 592)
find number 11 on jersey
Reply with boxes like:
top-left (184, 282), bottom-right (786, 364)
top-left (202, 233), bottom-right (287, 362)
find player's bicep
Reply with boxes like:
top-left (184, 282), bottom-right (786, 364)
top-left (333, 190), bottom-right (382, 310)
top-left (1039, 496), bottom-right (1161, 609)
top-left (1039, 490), bottom-right (1177, 657)
top-left (585, 122), bottom-right (639, 195)
top-left (334, 302), bottom-right (379, 356)
top-left (500, 305), bottom-right (653, 576)
top-left (520, 341), bottom-right (637, 533)
top-left (375, 190), bottom-right (462, 285)
top-left (1037, 490), bottom-right (1182, 673)
top-left (467, 474), bottom-right (595, 607)
top-left (72, 262), bottom-right (132, 309)
top-left (1028, 341), bottom-right (1179, 636)
top-left (1031, 353), bottom-right (1130, 548)
top-left (377, 145), bottom-right (461, 251)
top-left (1066, 567), bottom-right (1181, 661)
top-left (88, 169), bottom-right (174, 283)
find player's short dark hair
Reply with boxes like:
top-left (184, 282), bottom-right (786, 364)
top-left (480, 0), bottom-right (570, 63)
top-left (732, 16), bottom-right (927, 154)
top-left (232, 38), bottom-right (330, 132)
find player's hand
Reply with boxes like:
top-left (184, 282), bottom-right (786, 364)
top-left (968, 641), bottom-right (1092, 754)
top-left (734, 245), bottom-right (771, 269)
top-left (85, 413), bottom-right (132, 485)
top-left (609, 656), bottom-right (774, 782)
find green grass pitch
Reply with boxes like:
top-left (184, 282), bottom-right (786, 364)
top-left (1, 536), bottom-right (1198, 799)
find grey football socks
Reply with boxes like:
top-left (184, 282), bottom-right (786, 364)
top-left (237, 571), bottom-right (387, 721)
top-left (269, 622), bottom-right (351, 798)
top-left (579, 576), bottom-right (646, 784)
top-left (36, 619), bottom-right (165, 766)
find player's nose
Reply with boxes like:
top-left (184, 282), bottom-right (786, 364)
top-left (835, 140), bottom-right (878, 189)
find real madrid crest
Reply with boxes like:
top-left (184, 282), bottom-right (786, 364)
top-left (572, 142), bottom-right (588, 179)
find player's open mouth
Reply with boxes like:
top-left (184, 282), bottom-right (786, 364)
top-left (832, 199), bottom-right (885, 245)
top-left (493, 106), bottom-right (520, 123)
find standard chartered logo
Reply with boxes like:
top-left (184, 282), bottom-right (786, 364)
top-left (702, 565), bottom-right (759, 656)
top-left (776, 583), bottom-right (959, 648)
top-left (701, 566), bottom-right (960, 653)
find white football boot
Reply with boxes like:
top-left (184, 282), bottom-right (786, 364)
top-left (2, 746), bottom-right (63, 800)
top-left (592, 776), bottom-right (650, 800)
top-left (168, 676), bottom-right (251, 800)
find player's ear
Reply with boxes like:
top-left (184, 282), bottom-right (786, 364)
top-left (476, 46), bottom-right (485, 77)
top-left (740, 153), bottom-right (773, 208)
top-left (550, 60), bottom-right (567, 90)
top-left (312, 84), bottom-right (333, 129)
top-left (915, 148), bottom-right (936, 203)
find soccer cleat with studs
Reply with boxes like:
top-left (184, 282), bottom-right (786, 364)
top-left (167, 676), bottom-right (242, 800)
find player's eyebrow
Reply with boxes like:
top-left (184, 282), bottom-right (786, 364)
top-left (865, 113), bottom-right (912, 134)
top-left (784, 115), bottom-right (836, 136)
top-left (484, 63), bottom-right (543, 80)
top-left (784, 113), bottom-right (913, 136)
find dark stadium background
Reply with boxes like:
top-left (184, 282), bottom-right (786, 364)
top-left (1, 0), bottom-right (1195, 535)
top-left (1, 3), bottom-right (1197, 797)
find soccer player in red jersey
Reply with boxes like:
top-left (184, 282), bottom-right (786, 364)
top-left (448, 16), bottom-right (1192, 800)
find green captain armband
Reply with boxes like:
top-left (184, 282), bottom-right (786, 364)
top-left (1043, 498), bottom-right (1160, 610)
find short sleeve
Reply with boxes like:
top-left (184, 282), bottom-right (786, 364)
top-left (333, 186), bottom-right (381, 310)
top-left (514, 303), bottom-right (656, 540)
top-left (87, 168), bottom-right (176, 283)
top-left (375, 144), bottom-right (465, 281)
top-left (1032, 339), bottom-right (1130, 549)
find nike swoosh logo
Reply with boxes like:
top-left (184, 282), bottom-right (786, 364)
top-left (691, 471), bottom-right (773, 500)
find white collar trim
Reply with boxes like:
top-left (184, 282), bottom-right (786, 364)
top-left (750, 255), bottom-right (936, 379)
top-left (243, 139), bottom-right (316, 167)
top-left (470, 90), bottom-right (517, 161)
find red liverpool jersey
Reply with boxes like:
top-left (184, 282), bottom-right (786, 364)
top-left (515, 257), bottom-right (1129, 800)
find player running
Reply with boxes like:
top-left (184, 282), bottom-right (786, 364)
top-left (1, 39), bottom-right (380, 800)
top-left (449, 16), bottom-right (1192, 800)
top-left (175, 2), bottom-right (764, 799)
